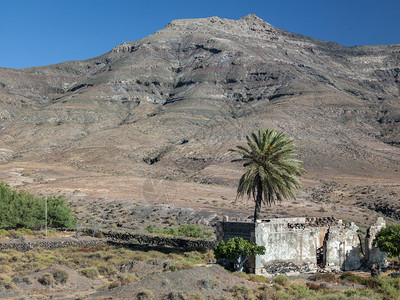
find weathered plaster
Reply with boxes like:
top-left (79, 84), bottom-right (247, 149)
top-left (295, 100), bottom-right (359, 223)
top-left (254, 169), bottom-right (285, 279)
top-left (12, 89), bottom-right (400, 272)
top-left (254, 218), bottom-right (319, 274)
top-left (323, 222), bottom-right (361, 271)
top-left (364, 217), bottom-right (386, 267)
top-left (218, 217), bottom-right (386, 275)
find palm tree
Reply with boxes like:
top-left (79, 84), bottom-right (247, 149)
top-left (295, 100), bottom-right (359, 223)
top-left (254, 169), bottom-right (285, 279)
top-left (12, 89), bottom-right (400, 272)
top-left (230, 128), bottom-right (306, 222)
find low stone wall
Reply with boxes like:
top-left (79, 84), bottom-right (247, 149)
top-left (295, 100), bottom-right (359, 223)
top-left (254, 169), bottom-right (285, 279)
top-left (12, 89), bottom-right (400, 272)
top-left (98, 230), bottom-right (216, 250)
top-left (0, 237), bottom-right (107, 252)
top-left (0, 231), bottom-right (216, 252)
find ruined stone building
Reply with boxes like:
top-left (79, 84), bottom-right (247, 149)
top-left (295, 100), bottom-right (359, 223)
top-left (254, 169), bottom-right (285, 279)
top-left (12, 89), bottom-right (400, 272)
top-left (216, 217), bottom-right (386, 276)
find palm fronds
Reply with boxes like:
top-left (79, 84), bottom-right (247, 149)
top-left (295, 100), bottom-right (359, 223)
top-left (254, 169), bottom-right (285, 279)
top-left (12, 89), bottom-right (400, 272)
top-left (230, 128), bottom-right (306, 221)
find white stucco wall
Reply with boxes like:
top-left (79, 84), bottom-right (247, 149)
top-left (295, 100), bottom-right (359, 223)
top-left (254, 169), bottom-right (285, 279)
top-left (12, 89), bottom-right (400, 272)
top-left (324, 222), bottom-right (361, 270)
top-left (254, 218), bottom-right (319, 273)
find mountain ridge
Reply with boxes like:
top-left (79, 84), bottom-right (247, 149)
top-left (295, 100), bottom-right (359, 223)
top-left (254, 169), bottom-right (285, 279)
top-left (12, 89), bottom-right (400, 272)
top-left (0, 15), bottom-right (399, 224)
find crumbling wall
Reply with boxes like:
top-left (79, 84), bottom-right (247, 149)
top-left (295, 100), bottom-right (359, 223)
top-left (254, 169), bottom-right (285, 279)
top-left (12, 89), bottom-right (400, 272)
top-left (323, 222), bottom-right (361, 271)
top-left (255, 218), bottom-right (319, 275)
top-left (215, 221), bottom-right (256, 272)
top-left (364, 217), bottom-right (386, 268)
top-left (216, 221), bottom-right (255, 242)
top-left (217, 217), bottom-right (387, 275)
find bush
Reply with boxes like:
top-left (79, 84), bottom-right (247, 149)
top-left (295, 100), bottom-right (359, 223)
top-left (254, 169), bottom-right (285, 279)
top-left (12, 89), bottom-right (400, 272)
top-left (52, 269), bottom-right (68, 284)
top-left (373, 225), bottom-right (400, 259)
top-left (246, 274), bottom-right (270, 283)
top-left (80, 267), bottom-right (98, 278)
top-left (169, 260), bottom-right (195, 271)
top-left (341, 272), bottom-right (368, 285)
top-left (108, 274), bottom-right (138, 289)
top-left (287, 283), bottom-right (315, 299)
top-left (344, 288), bottom-right (377, 298)
top-left (214, 237), bottom-right (265, 271)
top-left (230, 285), bottom-right (256, 300)
top-left (234, 271), bottom-right (270, 284)
top-left (273, 275), bottom-right (291, 287)
top-left (97, 264), bottom-right (116, 277)
top-left (0, 229), bottom-right (8, 238)
top-left (38, 273), bottom-right (54, 286)
top-left (305, 282), bottom-right (324, 291)
top-left (0, 276), bottom-right (14, 290)
top-left (366, 276), bottom-right (400, 299)
top-left (0, 183), bottom-right (76, 229)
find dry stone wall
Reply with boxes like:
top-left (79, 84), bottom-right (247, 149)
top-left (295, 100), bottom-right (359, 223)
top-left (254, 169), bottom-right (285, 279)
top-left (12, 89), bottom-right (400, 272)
top-left (101, 230), bottom-right (216, 250)
top-left (0, 230), bottom-right (216, 252)
top-left (0, 237), bottom-right (106, 252)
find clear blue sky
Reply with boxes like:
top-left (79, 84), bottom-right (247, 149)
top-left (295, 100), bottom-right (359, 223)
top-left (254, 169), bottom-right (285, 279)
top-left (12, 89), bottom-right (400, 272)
top-left (1, 0), bottom-right (399, 69)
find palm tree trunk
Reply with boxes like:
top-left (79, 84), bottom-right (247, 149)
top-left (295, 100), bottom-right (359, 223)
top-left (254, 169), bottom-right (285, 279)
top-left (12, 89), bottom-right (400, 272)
top-left (254, 184), bottom-right (263, 222)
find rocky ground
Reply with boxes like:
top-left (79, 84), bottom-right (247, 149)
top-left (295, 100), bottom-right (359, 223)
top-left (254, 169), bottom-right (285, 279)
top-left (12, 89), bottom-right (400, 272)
top-left (0, 161), bottom-right (398, 233)
top-left (0, 15), bottom-right (399, 231)
top-left (0, 15), bottom-right (400, 298)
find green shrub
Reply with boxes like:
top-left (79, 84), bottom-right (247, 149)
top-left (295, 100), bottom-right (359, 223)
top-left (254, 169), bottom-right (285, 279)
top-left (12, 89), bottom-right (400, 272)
top-left (145, 225), bottom-right (155, 233)
top-left (52, 268), bottom-right (68, 284)
top-left (169, 260), bottom-right (195, 271)
top-left (259, 286), bottom-right (292, 300)
top-left (0, 253), bottom-right (11, 262)
top-left (129, 252), bottom-right (151, 261)
top-left (0, 229), bottom-right (8, 238)
top-left (214, 237), bottom-right (265, 271)
top-left (273, 275), bottom-right (291, 287)
top-left (344, 288), bottom-right (377, 298)
top-left (80, 267), bottom-right (98, 278)
top-left (0, 265), bottom-right (12, 274)
top-left (108, 274), bottom-right (138, 288)
top-left (341, 272), bottom-right (368, 285)
top-left (288, 283), bottom-right (315, 299)
top-left (305, 282), bottom-right (324, 291)
top-left (0, 276), bottom-right (14, 290)
top-left (97, 264), bottom-right (115, 277)
top-left (7, 230), bottom-right (22, 239)
top-left (373, 225), bottom-right (400, 258)
top-left (234, 271), bottom-right (270, 284)
top-left (16, 228), bottom-right (34, 235)
top-left (0, 183), bottom-right (76, 229)
top-left (230, 285), bottom-right (256, 300)
top-left (246, 274), bottom-right (270, 283)
top-left (366, 276), bottom-right (400, 299)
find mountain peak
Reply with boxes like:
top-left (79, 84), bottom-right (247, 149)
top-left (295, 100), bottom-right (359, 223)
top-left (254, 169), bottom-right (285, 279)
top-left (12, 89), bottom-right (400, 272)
top-left (239, 14), bottom-right (265, 23)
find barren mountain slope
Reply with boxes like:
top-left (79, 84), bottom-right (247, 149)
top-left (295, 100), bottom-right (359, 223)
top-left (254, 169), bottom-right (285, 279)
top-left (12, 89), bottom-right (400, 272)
top-left (0, 15), bottom-right (399, 224)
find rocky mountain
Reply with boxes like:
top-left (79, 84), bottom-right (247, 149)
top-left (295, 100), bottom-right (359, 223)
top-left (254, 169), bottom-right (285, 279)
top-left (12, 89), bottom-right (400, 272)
top-left (0, 15), bottom-right (399, 224)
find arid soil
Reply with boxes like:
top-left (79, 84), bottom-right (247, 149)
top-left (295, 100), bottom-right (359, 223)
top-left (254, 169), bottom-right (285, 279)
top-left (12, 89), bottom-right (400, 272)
top-left (87, 264), bottom-right (257, 299)
top-left (0, 15), bottom-right (399, 230)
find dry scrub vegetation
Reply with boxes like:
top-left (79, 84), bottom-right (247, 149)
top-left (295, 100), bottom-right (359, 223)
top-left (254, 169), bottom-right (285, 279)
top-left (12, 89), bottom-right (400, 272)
top-left (0, 243), bottom-right (399, 299)
top-left (0, 244), bottom-right (214, 296)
